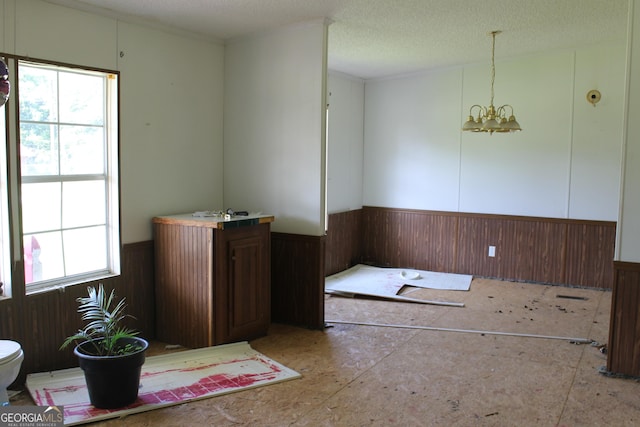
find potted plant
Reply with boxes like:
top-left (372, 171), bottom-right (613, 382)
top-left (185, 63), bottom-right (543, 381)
top-left (60, 284), bottom-right (149, 409)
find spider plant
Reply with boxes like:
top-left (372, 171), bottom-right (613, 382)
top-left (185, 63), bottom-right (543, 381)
top-left (60, 284), bottom-right (141, 356)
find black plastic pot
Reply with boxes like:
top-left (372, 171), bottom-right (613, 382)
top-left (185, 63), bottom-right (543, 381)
top-left (74, 337), bottom-right (149, 409)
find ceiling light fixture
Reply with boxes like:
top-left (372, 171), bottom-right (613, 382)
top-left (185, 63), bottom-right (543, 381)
top-left (462, 31), bottom-right (521, 134)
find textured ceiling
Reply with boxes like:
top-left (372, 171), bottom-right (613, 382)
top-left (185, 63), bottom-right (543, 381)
top-left (44, 0), bottom-right (629, 80)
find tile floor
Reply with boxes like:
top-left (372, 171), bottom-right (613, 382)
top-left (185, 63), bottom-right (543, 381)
top-left (11, 278), bottom-right (640, 426)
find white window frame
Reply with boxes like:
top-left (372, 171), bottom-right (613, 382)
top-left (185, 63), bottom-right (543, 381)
top-left (0, 80), bottom-right (12, 298)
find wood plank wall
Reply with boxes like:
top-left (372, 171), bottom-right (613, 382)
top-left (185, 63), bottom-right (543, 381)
top-left (154, 223), bottom-right (213, 348)
top-left (0, 241), bottom-right (155, 385)
top-left (607, 261), bottom-right (640, 376)
top-left (360, 208), bottom-right (459, 274)
top-left (0, 208), bottom-right (616, 384)
top-left (327, 207), bottom-right (616, 290)
top-left (271, 232), bottom-right (325, 329)
top-left (325, 209), bottom-right (362, 276)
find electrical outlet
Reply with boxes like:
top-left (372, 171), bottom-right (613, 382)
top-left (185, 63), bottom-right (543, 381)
top-left (488, 245), bottom-right (496, 257)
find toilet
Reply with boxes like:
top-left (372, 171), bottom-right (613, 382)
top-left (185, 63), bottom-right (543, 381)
top-left (0, 340), bottom-right (23, 406)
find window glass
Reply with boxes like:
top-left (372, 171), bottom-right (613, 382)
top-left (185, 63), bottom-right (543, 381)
top-left (14, 59), bottom-right (120, 291)
top-left (59, 72), bottom-right (104, 125)
top-left (23, 232), bottom-right (63, 283)
top-left (60, 125), bottom-right (104, 174)
top-left (19, 123), bottom-right (59, 176)
top-left (18, 66), bottom-right (57, 122)
top-left (63, 226), bottom-right (107, 275)
top-left (62, 181), bottom-right (106, 228)
top-left (21, 182), bottom-right (62, 234)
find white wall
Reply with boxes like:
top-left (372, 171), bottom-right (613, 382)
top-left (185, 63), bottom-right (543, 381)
top-left (360, 41), bottom-right (626, 221)
top-left (459, 52), bottom-right (574, 218)
top-left (13, 0), bottom-right (118, 69)
top-left (363, 69), bottom-right (464, 212)
top-left (570, 43), bottom-right (627, 220)
top-left (618, 0), bottom-right (640, 262)
top-left (327, 72), bottom-right (364, 213)
top-left (1, 0), bottom-right (225, 243)
top-left (224, 21), bottom-right (329, 236)
top-left (0, 2), bottom-right (6, 50)
top-left (116, 24), bottom-right (224, 243)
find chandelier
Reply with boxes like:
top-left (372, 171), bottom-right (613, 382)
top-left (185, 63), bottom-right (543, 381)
top-left (462, 31), bottom-right (521, 134)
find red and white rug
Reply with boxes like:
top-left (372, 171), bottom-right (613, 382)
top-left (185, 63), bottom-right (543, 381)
top-left (26, 341), bottom-right (301, 426)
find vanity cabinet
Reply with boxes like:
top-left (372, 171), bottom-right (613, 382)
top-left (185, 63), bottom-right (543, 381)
top-left (153, 213), bottom-right (274, 348)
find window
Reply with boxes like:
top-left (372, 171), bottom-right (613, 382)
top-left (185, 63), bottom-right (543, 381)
top-left (2, 56), bottom-right (120, 294)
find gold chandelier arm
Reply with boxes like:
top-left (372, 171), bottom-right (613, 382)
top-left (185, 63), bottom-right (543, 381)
top-left (499, 104), bottom-right (514, 115)
top-left (468, 104), bottom-right (485, 116)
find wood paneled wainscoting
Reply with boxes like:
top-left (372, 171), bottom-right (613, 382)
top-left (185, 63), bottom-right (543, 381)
top-left (326, 207), bottom-right (616, 290)
top-left (272, 232), bottom-right (325, 329)
top-left (608, 262), bottom-right (640, 376)
top-left (325, 209), bottom-right (362, 276)
top-left (0, 241), bottom-right (155, 386)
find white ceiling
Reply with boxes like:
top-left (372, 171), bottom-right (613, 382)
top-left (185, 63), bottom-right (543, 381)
top-left (44, 0), bottom-right (630, 80)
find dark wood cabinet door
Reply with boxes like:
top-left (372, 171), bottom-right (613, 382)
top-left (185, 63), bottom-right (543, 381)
top-left (215, 224), bottom-right (271, 344)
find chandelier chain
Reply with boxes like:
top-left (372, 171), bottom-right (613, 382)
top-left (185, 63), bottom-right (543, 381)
top-left (490, 31), bottom-right (496, 107)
